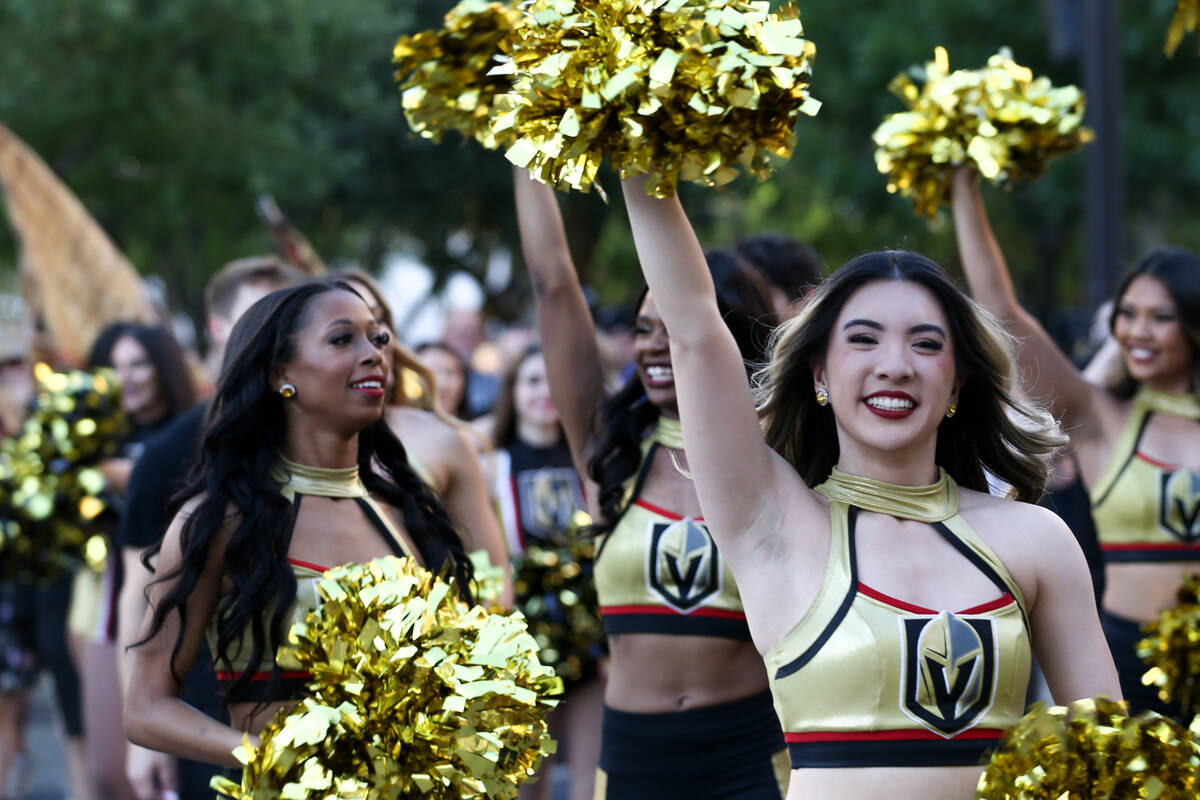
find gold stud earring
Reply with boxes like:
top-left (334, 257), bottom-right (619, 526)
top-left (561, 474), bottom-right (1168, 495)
top-left (815, 386), bottom-right (829, 406)
top-left (945, 400), bottom-right (958, 418)
top-left (279, 383), bottom-right (297, 399)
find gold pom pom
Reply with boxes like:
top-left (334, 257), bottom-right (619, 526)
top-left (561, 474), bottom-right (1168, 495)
top-left (872, 47), bottom-right (1093, 219)
top-left (1167, 0), bottom-right (1200, 57)
top-left (492, 0), bottom-right (820, 198)
top-left (1140, 574), bottom-right (1200, 716)
top-left (977, 697), bottom-right (1200, 799)
top-left (513, 539), bottom-right (605, 686)
top-left (393, 0), bottom-right (523, 149)
top-left (211, 556), bottom-right (562, 800)
top-left (0, 366), bottom-right (128, 581)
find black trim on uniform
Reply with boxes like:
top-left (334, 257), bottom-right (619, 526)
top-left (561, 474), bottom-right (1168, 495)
top-left (774, 506), bottom-right (860, 680)
top-left (597, 442), bottom-right (661, 562)
top-left (1101, 547), bottom-right (1200, 563)
top-left (930, 521), bottom-right (1029, 634)
top-left (602, 612), bottom-right (752, 640)
top-left (786, 736), bottom-right (997, 768)
top-left (1091, 412), bottom-right (1152, 508)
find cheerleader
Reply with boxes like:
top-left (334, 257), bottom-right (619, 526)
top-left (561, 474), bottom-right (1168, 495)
top-left (515, 171), bottom-right (788, 799)
top-left (952, 167), bottom-right (1200, 717)
top-left (619, 174), bottom-right (1118, 799)
top-left (123, 280), bottom-right (472, 763)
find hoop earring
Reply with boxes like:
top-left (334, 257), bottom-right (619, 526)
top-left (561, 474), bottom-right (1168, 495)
top-left (815, 386), bottom-right (829, 407)
top-left (279, 383), bottom-right (297, 399)
top-left (945, 400), bottom-right (958, 419)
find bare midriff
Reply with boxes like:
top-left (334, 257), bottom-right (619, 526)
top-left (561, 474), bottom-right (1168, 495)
top-left (1104, 561), bottom-right (1200, 621)
top-left (604, 632), bottom-right (768, 712)
top-left (786, 764), bottom-right (982, 800)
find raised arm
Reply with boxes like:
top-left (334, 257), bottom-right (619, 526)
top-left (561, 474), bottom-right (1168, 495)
top-left (513, 169), bottom-right (606, 484)
top-left (619, 176), bottom-right (817, 562)
top-left (124, 503), bottom-right (248, 766)
top-left (951, 168), bottom-right (1102, 429)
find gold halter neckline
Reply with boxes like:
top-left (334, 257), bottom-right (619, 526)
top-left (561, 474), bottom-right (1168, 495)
top-left (817, 467), bottom-right (959, 523)
top-left (651, 415), bottom-right (686, 449)
top-left (1134, 385), bottom-right (1200, 421)
top-left (271, 454), bottom-right (368, 501)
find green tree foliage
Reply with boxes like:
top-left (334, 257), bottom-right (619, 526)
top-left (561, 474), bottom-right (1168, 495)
top-left (0, 0), bottom-right (1196, 329)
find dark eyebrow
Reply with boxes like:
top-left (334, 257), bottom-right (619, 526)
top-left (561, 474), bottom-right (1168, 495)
top-left (842, 318), bottom-right (883, 331)
top-left (908, 323), bottom-right (946, 337)
top-left (324, 318), bottom-right (354, 331)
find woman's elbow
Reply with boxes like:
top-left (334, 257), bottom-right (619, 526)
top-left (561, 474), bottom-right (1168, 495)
top-left (123, 685), bottom-right (157, 747)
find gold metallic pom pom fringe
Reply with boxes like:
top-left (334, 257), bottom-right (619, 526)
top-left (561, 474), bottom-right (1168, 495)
top-left (872, 47), bottom-right (1092, 219)
top-left (211, 556), bottom-right (562, 800)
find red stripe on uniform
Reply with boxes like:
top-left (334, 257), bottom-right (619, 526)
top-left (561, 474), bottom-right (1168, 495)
top-left (600, 604), bottom-right (745, 620)
top-left (1135, 451), bottom-right (1180, 470)
top-left (287, 558), bottom-right (330, 572)
top-left (785, 728), bottom-right (1005, 743)
top-left (857, 583), bottom-right (1014, 616)
top-left (632, 499), bottom-right (704, 522)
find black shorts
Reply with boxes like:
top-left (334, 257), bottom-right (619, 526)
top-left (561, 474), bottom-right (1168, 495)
top-left (1100, 609), bottom-right (1186, 721)
top-left (596, 691), bottom-right (788, 799)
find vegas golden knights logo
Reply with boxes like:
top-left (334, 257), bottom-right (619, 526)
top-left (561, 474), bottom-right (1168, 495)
top-left (648, 519), bottom-right (720, 612)
top-left (900, 612), bottom-right (997, 737)
top-left (1159, 468), bottom-right (1200, 542)
top-left (517, 467), bottom-right (584, 541)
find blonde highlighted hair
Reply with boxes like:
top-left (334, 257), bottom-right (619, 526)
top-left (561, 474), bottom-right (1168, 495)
top-left (753, 250), bottom-right (1066, 503)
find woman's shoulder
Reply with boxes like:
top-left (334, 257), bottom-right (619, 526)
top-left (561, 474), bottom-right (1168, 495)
top-left (957, 487), bottom-right (1074, 549)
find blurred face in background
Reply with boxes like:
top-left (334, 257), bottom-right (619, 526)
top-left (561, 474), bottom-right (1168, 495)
top-left (111, 335), bottom-right (167, 425)
top-left (513, 353), bottom-right (558, 432)
top-left (418, 345), bottom-right (467, 417)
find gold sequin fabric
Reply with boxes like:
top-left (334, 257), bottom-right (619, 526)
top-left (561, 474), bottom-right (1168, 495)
top-left (872, 47), bottom-right (1092, 219)
top-left (392, 0), bottom-right (523, 149)
top-left (491, 0), bottom-right (820, 198)
top-left (1140, 574), bottom-right (1200, 717)
top-left (211, 556), bottom-right (562, 800)
top-left (977, 697), bottom-right (1200, 799)
top-left (0, 364), bottom-right (128, 581)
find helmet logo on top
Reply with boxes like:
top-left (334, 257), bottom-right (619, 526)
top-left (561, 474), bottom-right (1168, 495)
top-left (648, 518), bottom-right (720, 612)
top-left (1158, 468), bottom-right (1200, 542)
top-left (900, 611), bottom-right (998, 737)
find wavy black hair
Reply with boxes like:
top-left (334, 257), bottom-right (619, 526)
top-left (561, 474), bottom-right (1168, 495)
top-left (1106, 246), bottom-right (1200, 399)
top-left (586, 249), bottom-right (774, 534)
top-left (138, 280), bottom-right (471, 712)
top-left (755, 251), bottom-right (1065, 502)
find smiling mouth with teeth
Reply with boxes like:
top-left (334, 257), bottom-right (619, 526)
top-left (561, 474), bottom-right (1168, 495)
top-left (865, 396), bottom-right (915, 410)
top-left (644, 365), bottom-right (674, 383)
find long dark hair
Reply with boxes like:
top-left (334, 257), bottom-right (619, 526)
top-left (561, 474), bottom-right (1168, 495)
top-left (88, 322), bottom-right (197, 423)
top-left (1106, 246), bottom-right (1200, 399)
top-left (755, 251), bottom-right (1064, 503)
top-left (138, 280), bottom-right (471, 709)
top-left (587, 249), bottom-right (774, 534)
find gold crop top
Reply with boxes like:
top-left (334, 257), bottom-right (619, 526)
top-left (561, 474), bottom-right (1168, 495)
top-left (593, 417), bottom-right (750, 640)
top-left (207, 456), bottom-right (413, 702)
top-left (1090, 386), bottom-right (1200, 562)
top-left (764, 469), bottom-right (1031, 768)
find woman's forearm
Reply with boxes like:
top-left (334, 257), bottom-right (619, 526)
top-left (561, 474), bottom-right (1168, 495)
top-left (125, 694), bottom-right (251, 767)
top-left (619, 176), bottom-right (718, 343)
top-left (950, 168), bottom-right (1022, 319)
